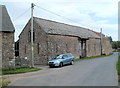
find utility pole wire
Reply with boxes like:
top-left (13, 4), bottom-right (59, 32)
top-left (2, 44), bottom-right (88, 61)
top-left (12, 4), bottom-right (99, 31)
top-left (36, 5), bottom-right (75, 22)
top-left (36, 5), bottom-right (98, 29)
top-left (13, 8), bottom-right (30, 22)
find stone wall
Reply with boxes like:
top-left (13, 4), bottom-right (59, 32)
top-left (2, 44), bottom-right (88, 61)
top-left (86, 38), bottom-right (101, 57)
top-left (1, 32), bottom-right (14, 69)
top-left (19, 20), bottom-right (112, 66)
top-left (19, 20), bottom-right (81, 65)
top-left (101, 39), bottom-right (112, 55)
top-left (33, 21), bottom-right (48, 65)
top-left (19, 20), bottom-right (48, 65)
top-left (19, 21), bottom-right (32, 66)
top-left (86, 38), bottom-right (112, 57)
top-left (15, 57), bottom-right (30, 68)
top-left (47, 34), bottom-right (80, 60)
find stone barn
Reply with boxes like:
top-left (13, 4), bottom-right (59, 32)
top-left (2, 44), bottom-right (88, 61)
top-left (0, 5), bottom-right (15, 69)
top-left (18, 17), bottom-right (112, 66)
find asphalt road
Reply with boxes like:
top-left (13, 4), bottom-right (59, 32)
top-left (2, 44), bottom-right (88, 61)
top-left (8, 52), bottom-right (118, 86)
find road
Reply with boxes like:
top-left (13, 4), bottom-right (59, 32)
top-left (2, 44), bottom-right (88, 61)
top-left (8, 52), bottom-right (118, 86)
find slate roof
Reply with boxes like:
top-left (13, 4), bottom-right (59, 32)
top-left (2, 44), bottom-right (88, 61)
top-left (34, 17), bottom-right (100, 39)
top-left (0, 5), bottom-right (15, 32)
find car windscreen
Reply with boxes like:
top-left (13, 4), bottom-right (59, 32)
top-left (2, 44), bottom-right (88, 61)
top-left (55, 55), bottom-right (63, 59)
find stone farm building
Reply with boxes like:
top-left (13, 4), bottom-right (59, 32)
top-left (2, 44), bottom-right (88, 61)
top-left (18, 17), bottom-right (112, 65)
top-left (0, 5), bottom-right (15, 69)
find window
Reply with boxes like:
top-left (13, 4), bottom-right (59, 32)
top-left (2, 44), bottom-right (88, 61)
top-left (37, 43), bottom-right (39, 54)
top-left (67, 53), bottom-right (72, 57)
top-left (66, 44), bottom-right (68, 53)
top-left (28, 31), bottom-right (31, 42)
top-left (28, 30), bottom-right (35, 42)
top-left (33, 31), bottom-right (35, 42)
top-left (25, 45), bottom-right (26, 54)
top-left (74, 43), bottom-right (76, 52)
top-left (62, 55), bottom-right (68, 58)
top-left (56, 55), bottom-right (63, 59)
top-left (56, 44), bottom-right (58, 53)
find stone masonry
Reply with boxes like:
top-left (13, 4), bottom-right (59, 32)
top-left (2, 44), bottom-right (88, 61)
top-left (1, 32), bottom-right (14, 69)
top-left (0, 5), bottom-right (15, 69)
top-left (18, 17), bottom-right (112, 65)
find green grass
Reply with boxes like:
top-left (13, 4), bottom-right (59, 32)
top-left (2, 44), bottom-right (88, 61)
top-left (1, 77), bottom-right (10, 88)
top-left (117, 56), bottom-right (120, 75)
top-left (113, 51), bottom-right (120, 52)
top-left (2, 67), bottom-right (41, 75)
top-left (75, 53), bottom-right (112, 62)
top-left (117, 56), bottom-right (120, 82)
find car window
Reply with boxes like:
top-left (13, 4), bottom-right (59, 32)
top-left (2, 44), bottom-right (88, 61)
top-left (56, 55), bottom-right (63, 59)
top-left (62, 55), bottom-right (68, 58)
top-left (67, 54), bottom-right (73, 57)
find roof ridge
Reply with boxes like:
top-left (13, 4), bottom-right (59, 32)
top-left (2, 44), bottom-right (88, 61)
top-left (34, 16), bottom-right (91, 31)
top-left (33, 16), bottom-right (100, 39)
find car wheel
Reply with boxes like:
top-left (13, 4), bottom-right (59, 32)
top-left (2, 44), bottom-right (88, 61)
top-left (70, 60), bottom-right (74, 65)
top-left (59, 62), bottom-right (63, 67)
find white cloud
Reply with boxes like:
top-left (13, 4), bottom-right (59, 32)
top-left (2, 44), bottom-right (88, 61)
top-left (1, 1), bottom-right (118, 41)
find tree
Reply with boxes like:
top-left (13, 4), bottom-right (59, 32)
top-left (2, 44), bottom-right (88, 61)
top-left (118, 41), bottom-right (120, 48)
top-left (112, 41), bottom-right (120, 49)
top-left (107, 36), bottom-right (113, 43)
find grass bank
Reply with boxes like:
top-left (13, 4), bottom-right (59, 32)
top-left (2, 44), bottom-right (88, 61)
top-left (1, 67), bottom-right (41, 87)
top-left (117, 56), bottom-right (120, 82)
top-left (2, 67), bottom-right (41, 75)
top-left (1, 77), bottom-right (10, 88)
top-left (75, 53), bottom-right (112, 62)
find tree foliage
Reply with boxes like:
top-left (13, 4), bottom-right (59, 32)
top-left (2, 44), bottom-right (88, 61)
top-left (107, 36), bottom-right (112, 43)
top-left (112, 41), bottom-right (120, 49)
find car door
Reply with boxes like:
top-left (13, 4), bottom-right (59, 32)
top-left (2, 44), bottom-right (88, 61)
top-left (67, 54), bottom-right (72, 63)
top-left (62, 55), bottom-right (68, 65)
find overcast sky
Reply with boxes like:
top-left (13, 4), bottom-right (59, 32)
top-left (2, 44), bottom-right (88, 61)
top-left (0, 0), bottom-right (119, 41)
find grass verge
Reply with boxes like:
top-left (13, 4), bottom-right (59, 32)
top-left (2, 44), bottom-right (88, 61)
top-left (1, 77), bottom-right (10, 88)
top-left (2, 67), bottom-right (41, 75)
top-left (117, 56), bottom-right (120, 82)
top-left (75, 53), bottom-right (112, 62)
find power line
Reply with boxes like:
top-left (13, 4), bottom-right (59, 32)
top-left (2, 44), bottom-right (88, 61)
top-left (36, 5), bottom-right (98, 30)
top-left (13, 8), bottom-right (30, 22)
top-left (36, 5), bottom-right (76, 22)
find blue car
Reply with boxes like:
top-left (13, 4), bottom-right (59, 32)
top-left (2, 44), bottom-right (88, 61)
top-left (48, 53), bottom-right (75, 68)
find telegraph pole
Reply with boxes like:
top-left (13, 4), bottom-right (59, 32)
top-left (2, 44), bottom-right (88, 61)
top-left (31, 3), bottom-right (35, 67)
top-left (100, 28), bottom-right (103, 55)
